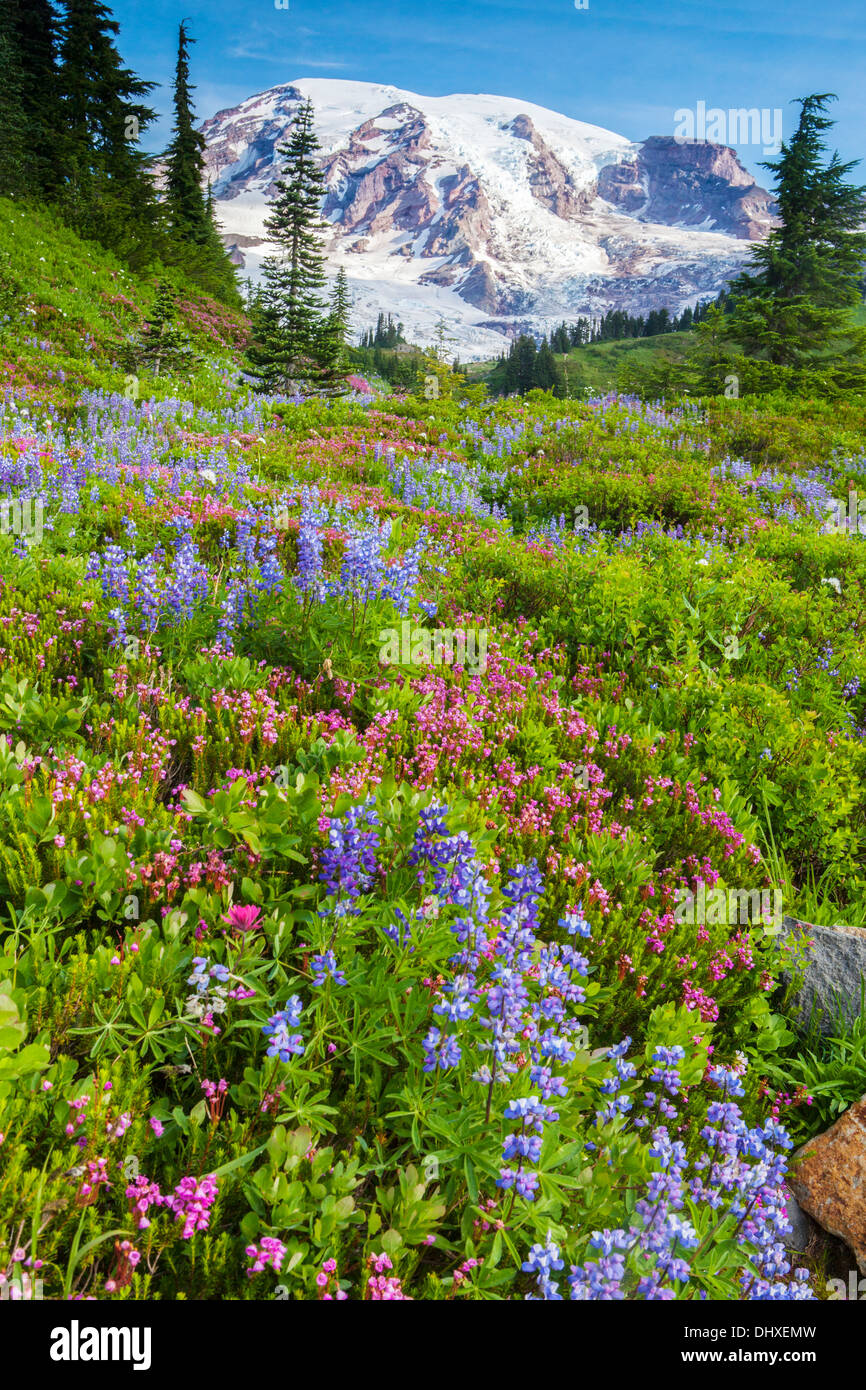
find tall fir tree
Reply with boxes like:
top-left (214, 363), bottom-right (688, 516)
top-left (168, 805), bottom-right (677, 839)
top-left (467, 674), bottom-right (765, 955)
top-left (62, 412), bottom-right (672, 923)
top-left (316, 267), bottom-right (351, 383)
top-left (0, 4), bottom-right (28, 197)
top-left (503, 335), bottom-right (538, 394)
top-left (1, 0), bottom-right (62, 196)
top-left (533, 339), bottom-right (560, 393)
top-left (726, 94), bottom-right (866, 367)
top-left (164, 21), bottom-right (209, 243)
top-left (159, 21), bottom-right (239, 303)
top-left (247, 98), bottom-right (329, 390)
top-left (56, 0), bottom-right (162, 263)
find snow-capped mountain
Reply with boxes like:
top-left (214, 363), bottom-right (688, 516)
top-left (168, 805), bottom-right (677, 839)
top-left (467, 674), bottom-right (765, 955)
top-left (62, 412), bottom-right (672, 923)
top-left (201, 78), bottom-right (776, 358)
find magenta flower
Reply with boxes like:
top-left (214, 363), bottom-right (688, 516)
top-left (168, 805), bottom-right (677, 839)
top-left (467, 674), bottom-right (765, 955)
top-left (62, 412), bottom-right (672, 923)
top-left (224, 904), bottom-right (263, 934)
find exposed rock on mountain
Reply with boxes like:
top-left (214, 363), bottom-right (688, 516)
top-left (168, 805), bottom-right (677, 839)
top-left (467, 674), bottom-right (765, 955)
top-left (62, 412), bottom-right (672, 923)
top-left (200, 78), bottom-right (777, 357)
top-left (598, 135), bottom-right (777, 240)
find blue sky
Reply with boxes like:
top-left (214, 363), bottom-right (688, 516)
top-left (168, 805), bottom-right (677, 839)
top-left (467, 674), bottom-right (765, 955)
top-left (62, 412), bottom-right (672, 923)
top-left (111, 0), bottom-right (865, 183)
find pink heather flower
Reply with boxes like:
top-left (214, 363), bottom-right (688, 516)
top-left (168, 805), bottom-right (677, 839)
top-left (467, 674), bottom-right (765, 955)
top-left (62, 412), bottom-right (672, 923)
top-left (245, 1237), bottom-right (286, 1277)
top-left (201, 1077), bottom-right (228, 1101)
top-left (366, 1274), bottom-right (410, 1301)
top-left (149, 1117), bottom-right (164, 1137)
top-left (41, 1080), bottom-right (53, 1092)
top-left (105, 1239), bottom-right (141, 1293)
top-left (106, 1111), bottom-right (132, 1140)
top-left (164, 1173), bottom-right (218, 1238)
top-left (53, 835), bottom-right (66, 848)
top-left (126, 1175), bottom-right (163, 1230)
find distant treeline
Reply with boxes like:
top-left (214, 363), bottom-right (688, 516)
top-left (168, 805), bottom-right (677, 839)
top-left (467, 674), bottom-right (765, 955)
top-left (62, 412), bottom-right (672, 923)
top-left (359, 313), bottom-right (407, 349)
top-left (549, 298), bottom-right (719, 349)
top-left (486, 298), bottom-right (726, 395)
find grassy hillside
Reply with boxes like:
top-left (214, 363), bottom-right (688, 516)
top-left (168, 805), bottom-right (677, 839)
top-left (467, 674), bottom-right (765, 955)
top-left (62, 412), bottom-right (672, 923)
top-left (467, 330), bottom-right (695, 395)
top-left (555, 330), bottom-right (695, 393)
top-left (0, 199), bottom-right (248, 401)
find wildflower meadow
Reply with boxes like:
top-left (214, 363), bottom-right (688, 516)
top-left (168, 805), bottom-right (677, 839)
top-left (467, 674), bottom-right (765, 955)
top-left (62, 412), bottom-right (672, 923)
top-left (2, 201), bottom-right (865, 1321)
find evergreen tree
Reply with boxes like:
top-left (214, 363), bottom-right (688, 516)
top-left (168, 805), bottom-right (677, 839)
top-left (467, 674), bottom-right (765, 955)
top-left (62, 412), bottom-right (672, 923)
top-left (160, 22), bottom-right (239, 303)
top-left (164, 21), bottom-right (209, 243)
top-left (503, 335), bottom-right (538, 394)
top-left (247, 98), bottom-right (329, 390)
top-left (56, 0), bottom-right (162, 264)
top-left (432, 315), bottom-right (457, 363)
top-left (645, 308), bottom-right (670, 336)
top-left (0, 5), bottom-right (28, 197)
top-left (120, 280), bottom-right (194, 377)
top-left (550, 322), bottom-right (570, 353)
top-left (316, 267), bottom-right (352, 385)
top-left (533, 339), bottom-right (560, 392)
top-left (726, 94), bottom-right (866, 366)
top-left (2, 0), bottom-right (62, 196)
top-left (330, 268), bottom-right (351, 338)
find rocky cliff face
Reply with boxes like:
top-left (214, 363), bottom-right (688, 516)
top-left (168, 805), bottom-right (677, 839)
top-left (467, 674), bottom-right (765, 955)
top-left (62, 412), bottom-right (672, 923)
top-left (508, 114), bottom-right (594, 221)
top-left (597, 136), bottom-right (776, 240)
top-left (200, 78), bottom-right (777, 357)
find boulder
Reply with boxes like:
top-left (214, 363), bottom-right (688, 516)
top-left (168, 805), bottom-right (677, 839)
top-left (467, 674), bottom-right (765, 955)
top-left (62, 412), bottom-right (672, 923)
top-left (783, 915), bottom-right (866, 1034)
top-left (781, 1184), bottom-right (814, 1252)
top-left (789, 1096), bottom-right (866, 1274)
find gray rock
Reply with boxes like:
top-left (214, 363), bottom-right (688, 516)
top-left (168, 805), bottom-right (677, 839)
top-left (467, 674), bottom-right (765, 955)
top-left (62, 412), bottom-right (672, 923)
top-left (781, 1183), bottom-right (813, 1252)
top-left (784, 916), bottom-right (866, 1034)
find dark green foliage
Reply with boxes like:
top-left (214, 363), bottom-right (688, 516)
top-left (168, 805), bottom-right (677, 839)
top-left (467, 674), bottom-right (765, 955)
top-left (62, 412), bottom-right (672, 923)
top-left (158, 21), bottom-right (239, 305)
top-left (0, 0), bottom-right (240, 307)
top-left (497, 335), bottom-right (563, 395)
top-left (247, 98), bottom-right (331, 391)
top-left (55, 0), bottom-right (164, 267)
top-left (504, 334), bottom-right (538, 394)
top-left (315, 266), bottom-right (352, 386)
top-left (118, 280), bottom-right (194, 377)
top-left (547, 300), bottom-right (714, 353)
top-left (360, 311), bottom-right (406, 348)
top-left (0, 0), bottom-right (62, 197)
top-left (164, 21), bottom-right (208, 243)
top-left (533, 339), bottom-right (559, 392)
top-left (0, 4), bottom-right (28, 197)
top-left (727, 94), bottom-right (866, 367)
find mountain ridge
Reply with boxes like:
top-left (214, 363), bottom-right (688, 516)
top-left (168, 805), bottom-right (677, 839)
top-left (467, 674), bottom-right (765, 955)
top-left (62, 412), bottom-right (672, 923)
top-left (199, 78), bottom-right (777, 357)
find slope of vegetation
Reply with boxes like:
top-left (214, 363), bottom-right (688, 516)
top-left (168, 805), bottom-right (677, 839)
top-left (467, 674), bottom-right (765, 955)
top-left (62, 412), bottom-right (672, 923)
top-left (1, 209), bottom-right (865, 1303)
